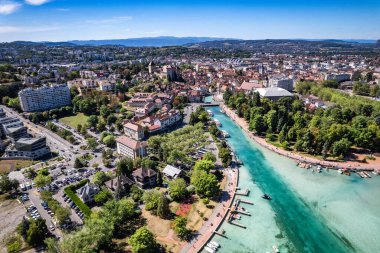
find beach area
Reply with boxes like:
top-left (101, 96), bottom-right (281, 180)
top-left (220, 103), bottom-right (380, 173)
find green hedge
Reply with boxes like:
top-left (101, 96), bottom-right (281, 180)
top-left (64, 179), bottom-right (91, 217)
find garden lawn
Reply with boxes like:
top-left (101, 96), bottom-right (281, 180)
top-left (60, 113), bottom-right (89, 128)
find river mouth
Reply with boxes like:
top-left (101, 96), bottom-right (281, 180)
top-left (205, 105), bottom-right (380, 253)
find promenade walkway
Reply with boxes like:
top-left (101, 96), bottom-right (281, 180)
top-left (180, 167), bottom-right (238, 253)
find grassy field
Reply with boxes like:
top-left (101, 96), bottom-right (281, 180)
top-left (60, 113), bottom-right (89, 128)
top-left (0, 160), bottom-right (37, 173)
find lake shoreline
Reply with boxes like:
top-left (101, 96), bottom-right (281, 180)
top-left (220, 103), bottom-right (380, 172)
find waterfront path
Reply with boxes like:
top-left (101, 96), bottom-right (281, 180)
top-left (221, 104), bottom-right (380, 172)
top-left (180, 167), bottom-right (238, 253)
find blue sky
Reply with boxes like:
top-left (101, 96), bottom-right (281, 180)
top-left (0, 0), bottom-right (379, 42)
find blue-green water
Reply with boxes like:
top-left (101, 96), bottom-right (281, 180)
top-left (206, 106), bottom-right (380, 253)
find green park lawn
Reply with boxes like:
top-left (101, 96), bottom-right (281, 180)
top-left (60, 113), bottom-right (89, 128)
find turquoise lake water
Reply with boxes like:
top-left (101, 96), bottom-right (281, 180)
top-left (205, 105), bottom-right (380, 253)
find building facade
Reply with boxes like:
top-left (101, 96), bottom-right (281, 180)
top-left (18, 84), bottom-right (71, 112)
top-left (116, 136), bottom-right (147, 159)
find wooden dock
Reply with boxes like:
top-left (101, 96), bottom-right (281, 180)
top-left (229, 220), bottom-right (246, 228)
top-left (235, 209), bottom-right (251, 216)
top-left (236, 188), bottom-right (250, 196)
top-left (213, 230), bottom-right (227, 238)
top-left (238, 198), bottom-right (254, 205)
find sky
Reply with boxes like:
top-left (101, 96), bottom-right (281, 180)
top-left (0, 0), bottom-right (379, 42)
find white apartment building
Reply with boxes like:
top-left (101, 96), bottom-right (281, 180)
top-left (116, 136), bottom-right (147, 159)
top-left (18, 84), bottom-right (72, 112)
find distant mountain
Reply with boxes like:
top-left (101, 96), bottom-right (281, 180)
top-left (67, 36), bottom-right (234, 47)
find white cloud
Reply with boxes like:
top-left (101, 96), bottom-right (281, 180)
top-left (85, 16), bottom-right (132, 25)
top-left (0, 25), bottom-right (61, 33)
top-left (0, 1), bottom-right (22, 14)
top-left (25, 0), bottom-right (49, 6)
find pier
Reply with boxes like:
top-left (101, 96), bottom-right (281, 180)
top-left (236, 188), bottom-right (250, 196)
top-left (238, 198), bottom-right (254, 205)
top-left (229, 220), bottom-right (247, 228)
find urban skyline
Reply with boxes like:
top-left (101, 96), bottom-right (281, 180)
top-left (0, 0), bottom-right (379, 42)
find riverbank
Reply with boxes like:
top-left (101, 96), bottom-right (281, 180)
top-left (221, 104), bottom-right (380, 172)
top-left (180, 167), bottom-right (238, 253)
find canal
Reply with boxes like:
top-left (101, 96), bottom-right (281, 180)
top-left (206, 105), bottom-right (380, 253)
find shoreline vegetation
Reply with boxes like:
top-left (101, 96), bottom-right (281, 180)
top-left (220, 103), bottom-right (380, 172)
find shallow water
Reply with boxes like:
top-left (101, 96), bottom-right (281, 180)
top-left (206, 106), bottom-right (380, 253)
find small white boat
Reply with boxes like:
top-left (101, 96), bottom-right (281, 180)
top-left (207, 110), bottom-right (214, 116)
top-left (214, 119), bottom-right (222, 126)
top-left (338, 169), bottom-right (343, 174)
top-left (221, 130), bottom-right (230, 138)
top-left (316, 165), bottom-right (322, 173)
top-left (209, 241), bottom-right (220, 248)
top-left (272, 245), bottom-right (280, 253)
top-left (207, 243), bottom-right (218, 251)
top-left (204, 246), bottom-right (215, 253)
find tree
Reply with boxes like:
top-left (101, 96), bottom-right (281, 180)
top-left (74, 157), bottom-right (85, 168)
top-left (218, 147), bottom-right (232, 167)
top-left (86, 137), bottom-right (98, 150)
top-left (143, 190), bottom-right (161, 211)
top-left (44, 238), bottom-right (60, 253)
top-left (130, 185), bottom-right (143, 202)
top-left (249, 114), bottom-right (267, 134)
top-left (190, 170), bottom-right (219, 198)
top-left (168, 178), bottom-right (187, 201)
top-left (203, 152), bottom-right (216, 162)
top-left (103, 135), bottom-right (116, 147)
top-left (331, 138), bottom-right (351, 158)
top-left (93, 171), bottom-right (111, 186)
top-left (99, 105), bottom-right (111, 118)
top-left (33, 174), bottom-right (52, 188)
top-left (156, 194), bottom-right (170, 219)
top-left (141, 157), bottom-right (156, 169)
top-left (96, 120), bottom-right (106, 132)
top-left (129, 227), bottom-right (158, 253)
top-left (194, 160), bottom-right (215, 173)
top-left (116, 157), bottom-right (134, 175)
top-left (94, 189), bottom-right (113, 204)
top-left (0, 173), bottom-right (19, 194)
top-left (26, 218), bottom-right (48, 247)
top-left (173, 216), bottom-right (191, 240)
top-left (87, 115), bottom-right (98, 128)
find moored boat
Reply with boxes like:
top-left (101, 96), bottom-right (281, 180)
top-left (209, 241), bottom-right (220, 248)
top-left (207, 243), bottom-right (218, 251)
top-left (204, 246), bottom-right (216, 253)
top-left (207, 110), bottom-right (214, 116)
top-left (214, 119), bottom-right (222, 126)
top-left (272, 245), bottom-right (280, 253)
top-left (221, 130), bottom-right (230, 138)
top-left (262, 194), bottom-right (272, 200)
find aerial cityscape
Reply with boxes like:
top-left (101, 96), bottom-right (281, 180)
top-left (0, 1), bottom-right (379, 253)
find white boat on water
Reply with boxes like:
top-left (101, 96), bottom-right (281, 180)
top-left (221, 130), bottom-right (230, 138)
top-left (207, 243), bottom-right (218, 251)
top-left (204, 246), bottom-right (215, 253)
top-left (214, 119), bottom-right (222, 126)
top-left (316, 165), bottom-right (322, 173)
top-left (207, 110), bottom-right (214, 116)
top-left (209, 241), bottom-right (220, 248)
top-left (272, 245), bottom-right (280, 253)
top-left (338, 169), bottom-right (343, 174)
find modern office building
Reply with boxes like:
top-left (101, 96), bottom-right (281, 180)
top-left (18, 84), bottom-right (71, 112)
top-left (4, 136), bottom-right (50, 159)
